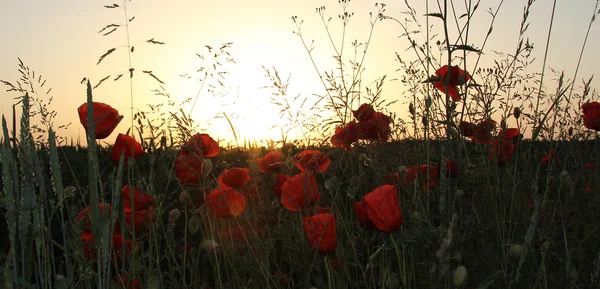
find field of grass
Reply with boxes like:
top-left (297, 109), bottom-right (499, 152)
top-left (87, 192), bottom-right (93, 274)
top-left (1, 0), bottom-right (600, 289)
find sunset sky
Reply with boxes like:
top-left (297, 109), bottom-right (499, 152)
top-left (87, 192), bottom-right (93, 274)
top-left (1, 0), bottom-right (598, 146)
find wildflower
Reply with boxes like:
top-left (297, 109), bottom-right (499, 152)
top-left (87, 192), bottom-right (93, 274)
top-left (331, 121), bottom-right (360, 150)
top-left (353, 201), bottom-right (376, 229)
top-left (303, 213), bottom-right (337, 254)
top-left (218, 167), bottom-right (251, 189)
top-left (383, 172), bottom-right (401, 187)
top-left (77, 102), bottom-right (123, 139)
top-left (258, 151), bottom-right (284, 173)
top-left (273, 173), bottom-right (290, 198)
top-left (490, 140), bottom-right (515, 165)
top-left (362, 185), bottom-right (403, 233)
top-left (181, 133), bottom-right (220, 157)
top-left (498, 128), bottom-right (521, 143)
top-left (121, 186), bottom-right (156, 233)
top-left (293, 150), bottom-right (331, 173)
top-left (280, 171), bottom-right (320, 211)
top-left (121, 185), bottom-right (156, 209)
top-left (541, 149), bottom-right (559, 166)
top-left (110, 134), bottom-right (144, 166)
top-left (582, 102), bottom-right (600, 131)
top-left (431, 65), bottom-right (471, 101)
top-left (471, 119), bottom-right (497, 144)
top-left (357, 112), bottom-right (392, 141)
top-left (352, 103), bottom-right (376, 121)
top-left (174, 150), bottom-right (205, 185)
top-left (81, 232), bottom-right (135, 265)
top-left (459, 121), bottom-right (476, 137)
top-left (205, 187), bottom-right (246, 217)
top-left (75, 203), bottom-right (116, 233)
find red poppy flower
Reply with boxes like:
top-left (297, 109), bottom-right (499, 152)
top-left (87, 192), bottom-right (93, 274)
top-left (383, 172), bottom-right (401, 187)
top-left (444, 158), bottom-right (460, 178)
top-left (273, 173), bottom-right (290, 198)
top-left (76, 203), bottom-right (116, 233)
top-left (175, 150), bottom-right (205, 185)
top-left (205, 187), bottom-right (247, 217)
top-left (81, 232), bottom-right (135, 264)
top-left (582, 102), bottom-right (600, 131)
top-left (353, 201), bottom-right (376, 229)
top-left (541, 149), bottom-right (559, 166)
top-left (490, 140), bottom-right (515, 165)
top-left (114, 274), bottom-right (141, 289)
top-left (293, 150), bottom-right (331, 173)
top-left (352, 103), bottom-right (376, 121)
top-left (459, 121), bottom-right (476, 137)
top-left (110, 134), bottom-right (144, 166)
top-left (121, 185), bottom-right (155, 209)
top-left (498, 128), bottom-right (521, 143)
top-left (431, 65), bottom-right (471, 101)
top-left (316, 206), bottom-right (331, 213)
top-left (77, 102), bottom-right (123, 139)
top-left (280, 171), bottom-right (320, 211)
top-left (242, 185), bottom-right (258, 200)
top-left (362, 185), bottom-right (403, 233)
top-left (584, 162), bottom-right (595, 172)
top-left (357, 112), bottom-right (392, 141)
top-left (218, 168), bottom-right (251, 188)
top-left (471, 119), bottom-right (497, 144)
top-left (182, 133), bottom-right (220, 157)
top-left (331, 121), bottom-right (360, 150)
top-left (303, 213), bottom-right (337, 254)
top-left (404, 164), bottom-right (441, 187)
top-left (258, 151), bottom-right (284, 173)
top-left (123, 206), bottom-right (156, 232)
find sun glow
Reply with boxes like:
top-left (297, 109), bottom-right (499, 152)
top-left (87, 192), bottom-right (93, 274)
top-left (175, 41), bottom-right (328, 146)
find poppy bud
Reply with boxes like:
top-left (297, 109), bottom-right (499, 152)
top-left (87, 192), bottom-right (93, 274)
top-left (409, 103), bottom-right (416, 115)
top-left (324, 178), bottom-right (336, 190)
top-left (188, 217), bottom-right (199, 234)
top-left (568, 267), bottom-right (578, 283)
top-left (425, 97), bottom-right (432, 109)
top-left (455, 189), bottom-right (464, 199)
top-left (179, 191), bottom-right (193, 206)
top-left (513, 107), bottom-right (521, 119)
top-left (422, 116), bottom-right (428, 127)
top-left (509, 244), bottom-right (522, 259)
top-left (201, 239), bottom-right (220, 252)
top-left (453, 266), bottom-right (467, 287)
top-left (384, 270), bottom-right (400, 289)
top-left (168, 208), bottom-right (181, 224)
top-left (202, 158), bottom-right (213, 176)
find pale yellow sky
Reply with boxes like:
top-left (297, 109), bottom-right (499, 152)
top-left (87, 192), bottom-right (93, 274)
top-left (1, 0), bottom-right (599, 146)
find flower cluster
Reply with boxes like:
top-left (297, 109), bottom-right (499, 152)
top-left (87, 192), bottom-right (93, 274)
top-left (331, 103), bottom-right (392, 150)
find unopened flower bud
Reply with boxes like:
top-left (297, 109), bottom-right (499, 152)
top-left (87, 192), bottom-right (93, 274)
top-left (179, 191), bottom-right (193, 206)
top-left (201, 239), bottom-right (220, 252)
top-left (188, 217), bottom-right (199, 234)
top-left (409, 103), bottom-right (416, 115)
top-left (453, 266), bottom-right (468, 287)
top-left (168, 208), bottom-right (181, 223)
top-left (202, 159), bottom-right (213, 176)
top-left (513, 107), bottom-right (521, 119)
top-left (509, 244), bottom-right (522, 259)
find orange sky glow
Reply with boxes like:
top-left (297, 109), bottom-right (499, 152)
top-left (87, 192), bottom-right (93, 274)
top-left (1, 0), bottom-right (599, 147)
